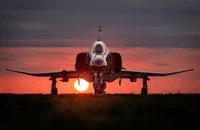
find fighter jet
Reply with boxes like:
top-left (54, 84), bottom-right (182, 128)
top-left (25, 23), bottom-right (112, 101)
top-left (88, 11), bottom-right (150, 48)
top-left (6, 26), bottom-right (194, 95)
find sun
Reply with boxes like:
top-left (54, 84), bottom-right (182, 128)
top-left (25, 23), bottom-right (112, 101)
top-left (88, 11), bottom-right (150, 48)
top-left (74, 78), bottom-right (89, 92)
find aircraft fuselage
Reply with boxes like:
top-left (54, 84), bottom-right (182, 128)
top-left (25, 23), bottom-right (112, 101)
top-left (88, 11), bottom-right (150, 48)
top-left (76, 40), bottom-right (122, 94)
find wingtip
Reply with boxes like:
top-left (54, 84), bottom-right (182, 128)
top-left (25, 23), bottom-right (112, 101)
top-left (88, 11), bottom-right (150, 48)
top-left (191, 68), bottom-right (194, 71)
top-left (6, 68), bottom-right (11, 71)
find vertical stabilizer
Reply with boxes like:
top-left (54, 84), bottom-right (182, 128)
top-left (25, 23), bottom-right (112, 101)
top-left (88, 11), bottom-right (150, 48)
top-left (98, 25), bottom-right (102, 41)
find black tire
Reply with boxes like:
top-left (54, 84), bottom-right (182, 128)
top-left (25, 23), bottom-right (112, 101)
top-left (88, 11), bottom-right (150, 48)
top-left (94, 89), bottom-right (105, 94)
top-left (51, 87), bottom-right (58, 95)
top-left (94, 89), bottom-right (100, 94)
top-left (141, 87), bottom-right (147, 94)
top-left (94, 89), bottom-right (97, 94)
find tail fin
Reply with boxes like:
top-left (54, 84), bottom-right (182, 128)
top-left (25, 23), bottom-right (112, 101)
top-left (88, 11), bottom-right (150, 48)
top-left (97, 25), bottom-right (102, 41)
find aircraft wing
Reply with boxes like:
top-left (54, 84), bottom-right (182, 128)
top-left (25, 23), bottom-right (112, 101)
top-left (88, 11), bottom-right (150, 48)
top-left (6, 68), bottom-right (79, 78)
top-left (120, 68), bottom-right (194, 78)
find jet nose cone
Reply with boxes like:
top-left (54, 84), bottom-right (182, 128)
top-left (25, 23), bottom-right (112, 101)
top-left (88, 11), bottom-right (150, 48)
top-left (93, 57), bottom-right (104, 66)
top-left (90, 55), bottom-right (107, 72)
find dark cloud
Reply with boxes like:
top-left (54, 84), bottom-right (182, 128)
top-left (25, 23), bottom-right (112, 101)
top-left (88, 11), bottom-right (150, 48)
top-left (153, 62), bottom-right (172, 67)
top-left (0, 0), bottom-right (199, 48)
top-left (0, 0), bottom-right (199, 13)
top-left (0, 55), bottom-right (16, 61)
top-left (0, 48), bottom-right (76, 74)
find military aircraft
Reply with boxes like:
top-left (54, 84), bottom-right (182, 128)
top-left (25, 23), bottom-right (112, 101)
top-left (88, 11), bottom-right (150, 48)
top-left (6, 26), bottom-right (194, 95)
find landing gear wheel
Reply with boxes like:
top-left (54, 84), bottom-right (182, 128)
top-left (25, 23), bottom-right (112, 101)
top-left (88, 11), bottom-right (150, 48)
top-left (93, 82), bottom-right (106, 95)
top-left (51, 87), bottom-right (58, 95)
top-left (94, 89), bottom-right (98, 94)
top-left (141, 87), bottom-right (147, 94)
top-left (94, 89), bottom-right (106, 94)
top-left (141, 77), bottom-right (149, 94)
top-left (50, 77), bottom-right (58, 95)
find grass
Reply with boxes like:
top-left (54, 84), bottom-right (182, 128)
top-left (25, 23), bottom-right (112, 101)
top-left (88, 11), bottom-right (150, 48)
top-left (0, 93), bottom-right (200, 129)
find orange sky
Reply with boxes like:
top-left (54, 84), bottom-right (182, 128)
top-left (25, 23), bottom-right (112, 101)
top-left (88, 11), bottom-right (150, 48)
top-left (0, 47), bottom-right (199, 94)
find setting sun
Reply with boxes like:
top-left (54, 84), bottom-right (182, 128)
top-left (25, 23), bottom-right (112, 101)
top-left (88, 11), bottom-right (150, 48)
top-left (74, 78), bottom-right (89, 92)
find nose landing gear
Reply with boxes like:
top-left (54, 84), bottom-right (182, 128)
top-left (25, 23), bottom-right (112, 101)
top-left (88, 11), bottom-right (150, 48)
top-left (93, 72), bottom-right (106, 94)
top-left (93, 82), bottom-right (106, 94)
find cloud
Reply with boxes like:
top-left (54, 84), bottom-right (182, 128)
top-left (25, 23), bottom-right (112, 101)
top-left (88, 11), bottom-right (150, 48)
top-left (0, 0), bottom-right (199, 12)
top-left (0, 55), bottom-right (16, 62)
top-left (153, 62), bottom-right (172, 67)
top-left (3, 22), bottom-right (50, 31)
top-left (0, 0), bottom-right (199, 48)
top-left (0, 47), bottom-right (90, 73)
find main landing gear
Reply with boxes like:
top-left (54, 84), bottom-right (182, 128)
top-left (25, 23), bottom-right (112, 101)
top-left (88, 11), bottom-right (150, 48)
top-left (141, 77), bottom-right (150, 94)
top-left (50, 77), bottom-right (58, 95)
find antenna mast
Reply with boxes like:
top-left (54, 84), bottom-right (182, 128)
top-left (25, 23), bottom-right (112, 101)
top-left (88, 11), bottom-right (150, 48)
top-left (98, 25), bottom-right (102, 41)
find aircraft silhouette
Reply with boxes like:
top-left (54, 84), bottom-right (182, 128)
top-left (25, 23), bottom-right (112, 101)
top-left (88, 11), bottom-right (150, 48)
top-left (6, 26), bottom-right (194, 94)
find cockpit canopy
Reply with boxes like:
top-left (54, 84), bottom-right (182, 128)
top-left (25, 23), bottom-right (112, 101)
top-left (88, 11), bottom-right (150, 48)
top-left (95, 44), bottom-right (103, 54)
top-left (89, 41), bottom-right (109, 56)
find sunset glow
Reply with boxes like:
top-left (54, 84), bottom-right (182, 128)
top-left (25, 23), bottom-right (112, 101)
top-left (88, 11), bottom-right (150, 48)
top-left (0, 47), bottom-right (199, 94)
